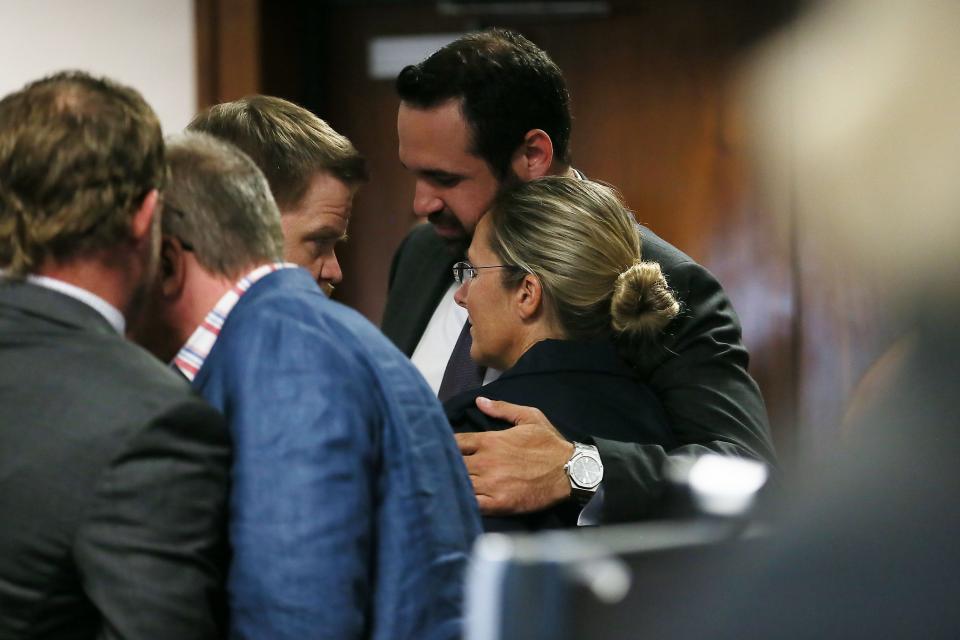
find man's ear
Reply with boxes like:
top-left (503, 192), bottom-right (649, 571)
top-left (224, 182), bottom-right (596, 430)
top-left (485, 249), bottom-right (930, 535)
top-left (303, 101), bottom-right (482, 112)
top-left (159, 236), bottom-right (188, 298)
top-left (130, 188), bottom-right (159, 242)
top-left (514, 273), bottom-right (544, 321)
top-left (510, 129), bottom-right (555, 181)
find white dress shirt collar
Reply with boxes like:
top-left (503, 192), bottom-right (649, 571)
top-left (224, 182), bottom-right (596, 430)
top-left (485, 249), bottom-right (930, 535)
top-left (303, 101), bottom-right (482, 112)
top-left (25, 274), bottom-right (126, 334)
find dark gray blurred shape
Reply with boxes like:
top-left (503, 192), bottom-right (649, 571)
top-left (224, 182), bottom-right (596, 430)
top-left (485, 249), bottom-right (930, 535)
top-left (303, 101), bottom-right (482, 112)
top-left (641, 0), bottom-right (960, 637)
top-left (642, 303), bottom-right (960, 639)
top-left (466, 516), bottom-right (770, 640)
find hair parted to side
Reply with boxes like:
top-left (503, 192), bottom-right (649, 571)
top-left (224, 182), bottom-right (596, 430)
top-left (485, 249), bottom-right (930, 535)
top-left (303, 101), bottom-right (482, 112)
top-left (188, 95), bottom-right (367, 210)
top-left (487, 177), bottom-right (679, 349)
top-left (396, 28), bottom-right (572, 179)
top-left (0, 70), bottom-right (165, 276)
top-left (164, 132), bottom-right (284, 279)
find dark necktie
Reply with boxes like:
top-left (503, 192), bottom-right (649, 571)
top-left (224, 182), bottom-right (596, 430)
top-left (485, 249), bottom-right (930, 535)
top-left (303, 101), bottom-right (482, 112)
top-left (437, 319), bottom-right (487, 402)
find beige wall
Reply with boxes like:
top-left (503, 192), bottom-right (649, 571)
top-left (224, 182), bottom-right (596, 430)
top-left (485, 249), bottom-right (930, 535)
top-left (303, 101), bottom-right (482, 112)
top-left (0, 0), bottom-right (195, 132)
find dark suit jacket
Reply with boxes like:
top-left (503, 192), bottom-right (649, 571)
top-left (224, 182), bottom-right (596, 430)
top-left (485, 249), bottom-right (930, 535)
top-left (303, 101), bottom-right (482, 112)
top-left (445, 339), bottom-right (677, 529)
top-left (0, 281), bottom-right (230, 640)
top-left (382, 221), bottom-right (776, 522)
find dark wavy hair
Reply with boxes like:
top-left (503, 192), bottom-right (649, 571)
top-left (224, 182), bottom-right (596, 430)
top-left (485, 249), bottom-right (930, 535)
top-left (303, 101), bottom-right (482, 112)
top-left (396, 28), bottom-right (572, 179)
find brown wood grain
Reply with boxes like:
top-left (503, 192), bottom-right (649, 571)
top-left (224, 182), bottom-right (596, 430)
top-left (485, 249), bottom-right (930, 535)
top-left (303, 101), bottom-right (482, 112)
top-left (202, 1), bottom-right (874, 470)
top-left (195, 0), bottom-right (260, 109)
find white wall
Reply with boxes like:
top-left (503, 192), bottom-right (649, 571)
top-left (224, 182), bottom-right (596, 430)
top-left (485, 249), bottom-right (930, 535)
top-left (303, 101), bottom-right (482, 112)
top-left (0, 0), bottom-right (196, 133)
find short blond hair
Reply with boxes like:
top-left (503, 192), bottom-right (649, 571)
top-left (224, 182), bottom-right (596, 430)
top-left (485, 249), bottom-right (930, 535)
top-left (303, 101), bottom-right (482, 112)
top-left (488, 177), bottom-right (679, 346)
top-left (189, 95), bottom-right (366, 210)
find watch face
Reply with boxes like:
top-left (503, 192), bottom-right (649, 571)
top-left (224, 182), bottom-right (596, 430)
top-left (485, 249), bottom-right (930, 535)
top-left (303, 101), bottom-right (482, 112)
top-left (571, 455), bottom-right (602, 488)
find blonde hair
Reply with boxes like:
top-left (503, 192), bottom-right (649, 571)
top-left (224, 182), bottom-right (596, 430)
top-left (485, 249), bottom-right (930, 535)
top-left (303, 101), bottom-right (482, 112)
top-left (487, 176), bottom-right (679, 348)
top-left (189, 95), bottom-right (367, 210)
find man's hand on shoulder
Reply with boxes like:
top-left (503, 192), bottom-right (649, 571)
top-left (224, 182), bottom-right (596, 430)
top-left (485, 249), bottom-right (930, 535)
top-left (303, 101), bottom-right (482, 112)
top-left (455, 397), bottom-right (574, 515)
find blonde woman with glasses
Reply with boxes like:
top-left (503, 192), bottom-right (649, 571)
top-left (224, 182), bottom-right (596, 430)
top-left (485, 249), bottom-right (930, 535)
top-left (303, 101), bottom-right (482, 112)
top-left (445, 176), bottom-right (681, 531)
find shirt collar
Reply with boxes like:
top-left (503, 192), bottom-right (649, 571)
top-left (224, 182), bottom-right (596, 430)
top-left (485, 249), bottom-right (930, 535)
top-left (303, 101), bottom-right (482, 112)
top-left (25, 274), bottom-right (126, 334)
top-left (173, 262), bottom-right (297, 381)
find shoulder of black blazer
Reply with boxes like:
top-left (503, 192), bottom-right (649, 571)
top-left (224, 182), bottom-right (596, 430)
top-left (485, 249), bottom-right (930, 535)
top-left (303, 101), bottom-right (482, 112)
top-left (381, 223), bottom-right (461, 356)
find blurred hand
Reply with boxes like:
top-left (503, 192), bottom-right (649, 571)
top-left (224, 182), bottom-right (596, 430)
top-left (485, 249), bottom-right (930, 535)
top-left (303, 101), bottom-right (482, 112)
top-left (455, 397), bottom-right (574, 515)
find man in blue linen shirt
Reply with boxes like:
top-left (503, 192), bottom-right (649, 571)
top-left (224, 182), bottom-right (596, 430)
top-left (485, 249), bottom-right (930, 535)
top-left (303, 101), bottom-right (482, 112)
top-left (130, 132), bottom-right (481, 640)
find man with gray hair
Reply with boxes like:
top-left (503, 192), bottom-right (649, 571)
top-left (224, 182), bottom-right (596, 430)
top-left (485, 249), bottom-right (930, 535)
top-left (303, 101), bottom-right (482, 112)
top-left (130, 132), bottom-right (480, 640)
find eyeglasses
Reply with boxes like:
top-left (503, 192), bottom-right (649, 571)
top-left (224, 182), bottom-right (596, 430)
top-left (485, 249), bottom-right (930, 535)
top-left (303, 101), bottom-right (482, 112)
top-left (452, 261), bottom-right (520, 285)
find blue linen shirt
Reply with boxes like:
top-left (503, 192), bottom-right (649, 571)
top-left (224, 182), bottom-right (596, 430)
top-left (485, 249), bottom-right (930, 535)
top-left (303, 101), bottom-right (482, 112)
top-left (187, 267), bottom-right (481, 639)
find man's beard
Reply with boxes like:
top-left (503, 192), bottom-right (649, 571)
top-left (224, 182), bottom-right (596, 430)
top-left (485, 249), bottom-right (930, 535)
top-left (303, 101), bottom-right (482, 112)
top-left (427, 167), bottom-right (521, 258)
top-left (428, 209), bottom-right (471, 257)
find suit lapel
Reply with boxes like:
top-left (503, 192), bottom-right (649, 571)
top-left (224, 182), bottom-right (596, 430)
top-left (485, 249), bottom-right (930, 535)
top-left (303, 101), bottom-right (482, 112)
top-left (401, 247), bottom-right (458, 356)
top-left (382, 226), bottom-right (460, 356)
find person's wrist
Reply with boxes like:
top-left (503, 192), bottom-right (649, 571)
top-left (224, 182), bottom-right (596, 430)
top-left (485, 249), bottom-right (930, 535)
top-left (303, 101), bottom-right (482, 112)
top-left (552, 440), bottom-right (576, 502)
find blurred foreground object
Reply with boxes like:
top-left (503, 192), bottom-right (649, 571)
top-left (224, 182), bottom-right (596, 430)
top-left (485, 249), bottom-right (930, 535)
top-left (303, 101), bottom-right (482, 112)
top-left (466, 454), bottom-right (771, 640)
top-left (468, 0), bottom-right (960, 635)
top-left (668, 453), bottom-right (769, 518)
top-left (466, 517), bottom-right (769, 640)
top-left (642, 0), bottom-right (960, 637)
top-left (746, 0), bottom-right (960, 295)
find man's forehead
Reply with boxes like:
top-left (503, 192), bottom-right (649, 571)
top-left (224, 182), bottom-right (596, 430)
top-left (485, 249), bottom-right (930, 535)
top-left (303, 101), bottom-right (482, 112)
top-left (281, 210), bottom-right (348, 246)
top-left (302, 208), bottom-right (350, 232)
top-left (397, 101), bottom-right (476, 163)
top-left (282, 175), bottom-right (353, 236)
top-left (290, 172), bottom-right (354, 211)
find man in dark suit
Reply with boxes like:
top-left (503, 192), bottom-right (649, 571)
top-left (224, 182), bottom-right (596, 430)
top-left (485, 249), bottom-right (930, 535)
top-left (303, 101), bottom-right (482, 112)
top-left (383, 29), bottom-right (776, 523)
top-left (0, 73), bottom-right (230, 638)
top-left (129, 132), bottom-right (480, 639)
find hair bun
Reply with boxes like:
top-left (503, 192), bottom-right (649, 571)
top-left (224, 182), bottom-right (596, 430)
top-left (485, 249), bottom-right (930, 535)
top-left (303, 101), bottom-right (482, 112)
top-left (610, 260), bottom-right (680, 339)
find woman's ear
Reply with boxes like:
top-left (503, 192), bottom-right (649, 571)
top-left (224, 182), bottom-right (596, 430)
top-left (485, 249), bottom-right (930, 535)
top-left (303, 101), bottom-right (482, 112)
top-left (159, 236), bottom-right (188, 298)
top-left (514, 273), bottom-right (544, 321)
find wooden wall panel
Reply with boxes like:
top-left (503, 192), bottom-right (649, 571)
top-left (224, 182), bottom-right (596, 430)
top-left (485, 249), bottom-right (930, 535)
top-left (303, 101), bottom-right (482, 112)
top-left (308, 4), bottom-right (464, 315)
top-left (791, 172), bottom-right (907, 462)
top-left (195, 0), bottom-right (261, 108)
top-left (523, 18), bottom-right (798, 460)
top-left (201, 0), bottom-right (913, 475)
top-left (253, 2), bottom-right (800, 464)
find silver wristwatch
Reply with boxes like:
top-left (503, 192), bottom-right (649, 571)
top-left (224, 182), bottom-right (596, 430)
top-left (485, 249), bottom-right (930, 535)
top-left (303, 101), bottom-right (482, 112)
top-left (564, 442), bottom-right (603, 503)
